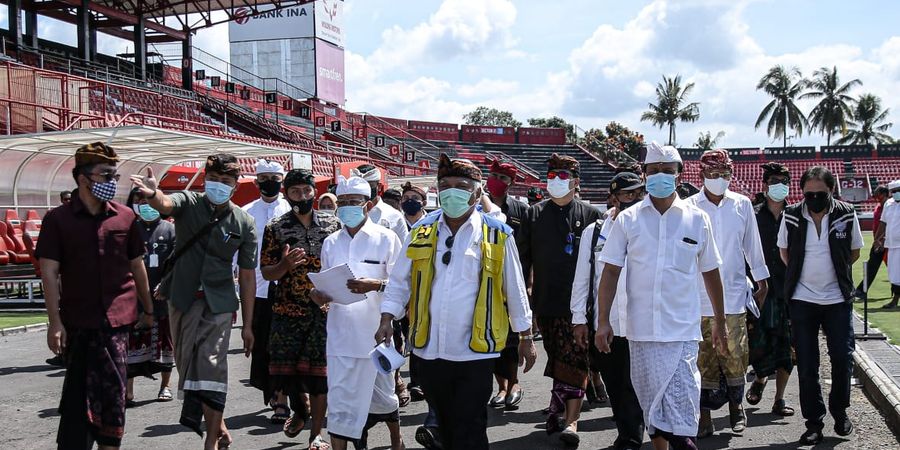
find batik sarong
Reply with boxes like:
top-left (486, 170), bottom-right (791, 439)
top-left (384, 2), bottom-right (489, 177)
top-left (630, 340), bottom-right (701, 437)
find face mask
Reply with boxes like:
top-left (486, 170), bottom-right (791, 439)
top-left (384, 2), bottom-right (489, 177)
top-left (401, 199), bottom-right (423, 216)
top-left (439, 188), bottom-right (475, 218)
top-left (767, 183), bottom-right (789, 202)
top-left (486, 177), bottom-right (510, 198)
top-left (90, 179), bottom-right (117, 202)
top-left (258, 179), bottom-right (282, 198)
top-left (703, 177), bottom-right (730, 196)
top-left (546, 177), bottom-right (572, 199)
top-left (370, 185), bottom-right (379, 200)
top-left (337, 206), bottom-right (366, 228)
top-left (892, 192), bottom-right (900, 202)
top-left (804, 191), bottom-right (830, 213)
top-left (133, 204), bottom-right (160, 222)
top-left (290, 198), bottom-right (314, 215)
top-left (645, 173), bottom-right (677, 198)
top-left (618, 197), bottom-right (641, 210)
top-left (205, 180), bottom-right (234, 205)
top-left (319, 209), bottom-right (336, 216)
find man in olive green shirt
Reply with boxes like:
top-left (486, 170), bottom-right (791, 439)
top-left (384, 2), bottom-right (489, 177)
top-left (131, 154), bottom-right (256, 450)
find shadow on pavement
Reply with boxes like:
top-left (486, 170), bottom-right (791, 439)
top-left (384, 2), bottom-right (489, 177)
top-left (0, 364), bottom-right (59, 376)
top-left (37, 407), bottom-right (59, 418)
top-left (141, 423), bottom-right (190, 438)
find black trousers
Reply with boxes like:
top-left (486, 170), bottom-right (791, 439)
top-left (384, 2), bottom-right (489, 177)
top-left (856, 246), bottom-right (885, 293)
top-left (249, 296), bottom-right (274, 404)
top-left (595, 336), bottom-right (645, 450)
top-left (414, 355), bottom-right (494, 450)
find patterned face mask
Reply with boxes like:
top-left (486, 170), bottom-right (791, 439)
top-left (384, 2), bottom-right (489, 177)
top-left (90, 179), bottom-right (118, 202)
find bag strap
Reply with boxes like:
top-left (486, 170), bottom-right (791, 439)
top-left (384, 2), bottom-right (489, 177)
top-left (586, 219), bottom-right (604, 333)
top-left (160, 205), bottom-right (232, 277)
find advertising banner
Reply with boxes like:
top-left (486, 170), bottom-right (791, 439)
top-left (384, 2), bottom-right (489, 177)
top-left (315, 39), bottom-right (345, 105)
top-left (229, 3), bottom-right (314, 43)
top-left (315, 0), bottom-right (345, 48)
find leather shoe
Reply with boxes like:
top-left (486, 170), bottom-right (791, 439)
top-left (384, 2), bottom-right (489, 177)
top-left (799, 429), bottom-right (823, 445)
top-left (415, 426), bottom-right (442, 450)
top-left (505, 389), bottom-right (524, 409)
top-left (488, 393), bottom-right (506, 408)
top-left (834, 415), bottom-right (853, 436)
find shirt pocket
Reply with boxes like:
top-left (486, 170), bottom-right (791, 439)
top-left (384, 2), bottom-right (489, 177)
top-left (460, 247), bottom-right (482, 283)
top-left (670, 240), bottom-right (698, 274)
top-left (105, 230), bottom-right (129, 258)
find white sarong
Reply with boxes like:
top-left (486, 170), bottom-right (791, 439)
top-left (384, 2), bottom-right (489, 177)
top-left (326, 354), bottom-right (399, 439)
top-left (888, 248), bottom-right (900, 285)
top-left (629, 340), bottom-right (701, 437)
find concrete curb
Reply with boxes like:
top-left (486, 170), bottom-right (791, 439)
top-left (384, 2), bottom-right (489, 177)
top-left (0, 322), bottom-right (48, 336)
top-left (853, 343), bottom-right (900, 436)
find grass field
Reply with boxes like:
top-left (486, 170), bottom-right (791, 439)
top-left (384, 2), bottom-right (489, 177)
top-left (852, 232), bottom-right (900, 343)
top-left (0, 311), bottom-right (47, 330)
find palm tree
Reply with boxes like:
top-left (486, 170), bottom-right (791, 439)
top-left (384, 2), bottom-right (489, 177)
top-left (800, 66), bottom-right (861, 146)
top-left (755, 65), bottom-right (808, 147)
top-left (640, 75), bottom-right (700, 146)
top-left (837, 93), bottom-right (894, 146)
top-left (695, 131), bottom-right (725, 151)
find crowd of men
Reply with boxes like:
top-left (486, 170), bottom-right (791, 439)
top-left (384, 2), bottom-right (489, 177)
top-left (37, 140), bottom-right (877, 449)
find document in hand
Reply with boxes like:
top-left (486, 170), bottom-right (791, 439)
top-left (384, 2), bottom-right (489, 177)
top-left (307, 263), bottom-right (368, 305)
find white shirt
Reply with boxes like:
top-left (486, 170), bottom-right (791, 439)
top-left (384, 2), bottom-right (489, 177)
top-left (687, 190), bottom-right (770, 316)
top-left (381, 211), bottom-right (533, 362)
top-left (599, 196), bottom-right (722, 342)
top-left (570, 219), bottom-right (627, 336)
top-left (881, 199), bottom-right (900, 248)
top-left (242, 195), bottom-right (291, 298)
top-left (369, 200), bottom-right (410, 244)
top-left (321, 220), bottom-right (402, 358)
top-left (777, 203), bottom-right (864, 305)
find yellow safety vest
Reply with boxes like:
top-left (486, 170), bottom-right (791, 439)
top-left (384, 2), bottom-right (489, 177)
top-left (407, 213), bottom-right (511, 353)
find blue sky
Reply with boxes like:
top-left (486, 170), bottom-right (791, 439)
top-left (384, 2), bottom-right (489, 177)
top-left (8, 0), bottom-right (900, 147)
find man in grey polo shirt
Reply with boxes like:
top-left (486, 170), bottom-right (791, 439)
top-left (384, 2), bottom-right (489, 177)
top-left (131, 154), bottom-right (257, 449)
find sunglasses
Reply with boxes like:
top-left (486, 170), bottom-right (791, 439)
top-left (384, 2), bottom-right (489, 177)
top-left (86, 171), bottom-right (121, 183)
top-left (442, 235), bottom-right (455, 265)
top-left (548, 170), bottom-right (572, 181)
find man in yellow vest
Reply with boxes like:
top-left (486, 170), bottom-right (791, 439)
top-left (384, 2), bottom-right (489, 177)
top-left (375, 154), bottom-right (537, 450)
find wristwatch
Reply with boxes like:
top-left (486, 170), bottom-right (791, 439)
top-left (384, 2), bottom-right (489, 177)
top-left (377, 279), bottom-right (388, 292)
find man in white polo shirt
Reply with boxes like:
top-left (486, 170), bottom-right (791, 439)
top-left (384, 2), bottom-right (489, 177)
top-left (687, 149), bottom-right (769, 438)
top-left (874, 179), bottom-right (900, 309)
top-left (596, 142), bottom-right (728, 450)
top-left (777, 166), bottom-right (862, 445)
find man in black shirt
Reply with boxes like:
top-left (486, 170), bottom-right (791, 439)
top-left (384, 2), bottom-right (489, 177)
top-left (485, 159), bottom-right (530, 410)
top-left (520, 153), bottom-right (601, 446)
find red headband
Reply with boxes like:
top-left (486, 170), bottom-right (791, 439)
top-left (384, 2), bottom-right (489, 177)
top-left (490, 159), bottom-right (517, 180)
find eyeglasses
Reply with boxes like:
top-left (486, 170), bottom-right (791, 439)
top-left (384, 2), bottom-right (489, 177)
top-left (704, 171), bottom-right (732, 179)
top-left (564, 232), bottom-right (574, 255)
top-left (336, 199), bottom-right (367, 207)
top-left (441, 235), bottom-right (455, 265)
top-left (548, 170), bottom-right (572, 181)
top-left (86, 171), bottom-right (120, 182)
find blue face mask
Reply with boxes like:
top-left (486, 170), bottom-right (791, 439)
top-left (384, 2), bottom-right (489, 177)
top-left (135, 204), bottom-right (160, 222)
top-left (893, 192), bottom-right (900, 203)
top-left (439, 188), bottom-right (475, 218)
top-left (337, 205), bottom-right (366, 228)
top-left (205, 180), bottom-right (234, 205)
top-left (768, 183), bottom-right (789, 202)
top-left (645, 173), bottom-right (677, 198)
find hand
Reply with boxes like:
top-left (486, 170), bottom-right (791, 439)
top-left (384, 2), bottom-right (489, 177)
top-left (594, 322), bottom-right (614, 353)
top-left (518, 339), bottom-right (537, 373)
top-left (711, 319), bottom-right (729, 356)
top-left (374, 315), bottom-right (395, 345)
top-left (281, 244), bottom-right (307, 271)
top-left (572, 324), bottom-right (589, 349)
top-left (241, 327), bottom-right (255, 358)
top-left (347, 278), bottom-right (382, 294)
top-left (136, 312), bottom-right (154, 330)
top-left (310, 288), bottom-right (333, 307)
top-left (753, 285), bottom-right (767, 309)
top-left (874, 240), bottom-right (884, 252)
top-left (129, 167), bottom-right (159, 198)
top-left (47, 321), bottom-right (66, 355)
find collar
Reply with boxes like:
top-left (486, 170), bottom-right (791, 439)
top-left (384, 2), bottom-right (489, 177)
top-left (71, 192), bottom-right (116, 217)
top-left (341, 218), bottom-right (379, 239)
top-left (438, 208), bottom-right (482, 236)
top-left (638, 194), bottom-right (687, 211)
top-left (696, 189), bottom-right (736, 207)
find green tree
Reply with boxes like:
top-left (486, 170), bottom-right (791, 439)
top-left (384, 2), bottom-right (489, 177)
top-left (462, 106), bottom-right (522, 128)
top-left (640, 74), bottom-right (700, 146)
top-left (604, 122), bottom-right (644, 161)
top-left (801, 66), bottom-right (861, 146)
top-left (836, 93), bottom-right (894, 146)
top-left (695, 131), bottom-right (725, 151)
top-left (527, 116), bottom-right (577, 143)
top-left (577, 127), bottom-right (607, 156)
top-left (755, 65), bottom-right (808, 148)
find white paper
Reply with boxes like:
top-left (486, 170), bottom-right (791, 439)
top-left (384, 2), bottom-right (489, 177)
top-left (370, 342), bottom-right (406, 375)
top-left (307, 263), bottom-right (367, 305)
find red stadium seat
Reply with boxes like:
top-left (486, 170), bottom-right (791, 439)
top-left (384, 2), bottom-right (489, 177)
top-left (0, 222), bottom-right (28, 264)
top-left (26, 210), bottom-right (39, 221)
top-left (21, 232), bottom-right (41, 277)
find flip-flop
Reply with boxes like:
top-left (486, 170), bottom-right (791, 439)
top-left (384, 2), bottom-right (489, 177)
top-left (771, 399), bottom-right (795, 416)
top-left (218, 431), bottom-right (233, 449)
top-left (284, 414), bottom-right (307, 439)
top-left (271, 403), bottom-right (291, 424)
top-left (309, 435), bottom-right (331, 450)
top-left (745, 379), bottom-right (766, 405)
top-left (157, 387), bottom-right (173, 402)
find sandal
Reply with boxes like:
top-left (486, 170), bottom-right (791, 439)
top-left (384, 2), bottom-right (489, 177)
top-left (396, 382), bottom-right (411, 407)
top-left (271, 403), bottom-right (291, 424)
top-left (745, 379), bottom-right (766, 405)
top-left (284, 413), bottom-right (307, 439)
top-left (157, 387), bottom-right (173, 402)
top-left (218, 431), bottom-right (233, 448)
top-left (309, 435), bottom-right (331, 450)
top-left (771, 399), bottom-right (795, 416)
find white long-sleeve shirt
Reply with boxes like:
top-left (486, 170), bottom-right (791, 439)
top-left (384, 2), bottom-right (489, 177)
top-left (242, 195), bottom-right (291, 298)
top-left (570, 219), bottom-right (628, 337)
top-left (369, 200), bottom-right (410, 243)
top-left (687, 189), bottom-right (770, 316)
top-left (381, 211), bottom-right (532, 361)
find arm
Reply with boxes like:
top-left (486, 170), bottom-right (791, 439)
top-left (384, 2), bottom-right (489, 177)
top-left (594, 216), bottom-right (627, 353)
top-left (501, 235), bottom-right (536, 372)
top-left (238, 268), bottom-right (256, 357)
top-left (850, 212), bottom-right (864, 264)
top-left (40, 258), bottom-right (65, 355)
top-left (779, 248), bottom-right (790, 267)
top-left (518, 206), bottom-right (533, 288)
top-left (375, 237), bottom-right (413, 344)
top-left (742, 202), bottom-right (770, 305)
top-left (570, 226), bottom-right (595, 347)
top-left (130, 257), bottom-right (154, 328)
top-left (129, 167), bottom-right (176, 215)
top-left (777, 213), bottom-right (790, 266)
top-left (699, 214), bottom-right (729, 355)
top-left (259, 224), bottom-right (306, 281)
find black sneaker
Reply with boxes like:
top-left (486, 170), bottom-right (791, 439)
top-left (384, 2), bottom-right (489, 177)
top-left (46, 355), bottom-right (64, 367)
top-left (799, 429), bottom-right (823, 445)
top-left (834, 415), bottom-right (854, 436)
top-left (415, 426), bottom-right (443, 450)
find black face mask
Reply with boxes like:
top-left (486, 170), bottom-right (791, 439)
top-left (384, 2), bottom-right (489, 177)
top-left (370, 185), bottom-right (379, 201)
top-left (289, 198), bottom-right (314, 215)
top-left (258, 180), bottom-right (282, 198)
top-left (804, 191), bottom-right (830, 213)
top-left (401, 199), bottom-right (423, 216)
top-left (618, 199), bottom-right (641, 210)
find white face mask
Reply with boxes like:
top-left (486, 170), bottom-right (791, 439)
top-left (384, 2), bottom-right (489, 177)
top-left (703, 177), bottom-right (730, 196)
top-left (547, 177), bottom-right (572, 199)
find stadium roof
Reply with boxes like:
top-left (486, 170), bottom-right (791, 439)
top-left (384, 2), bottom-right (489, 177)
top-left (0, 126), bottom-right (309, 210)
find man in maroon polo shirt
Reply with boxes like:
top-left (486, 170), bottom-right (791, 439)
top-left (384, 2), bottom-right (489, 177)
top-left (36, 142), bottom-right (153, 450)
